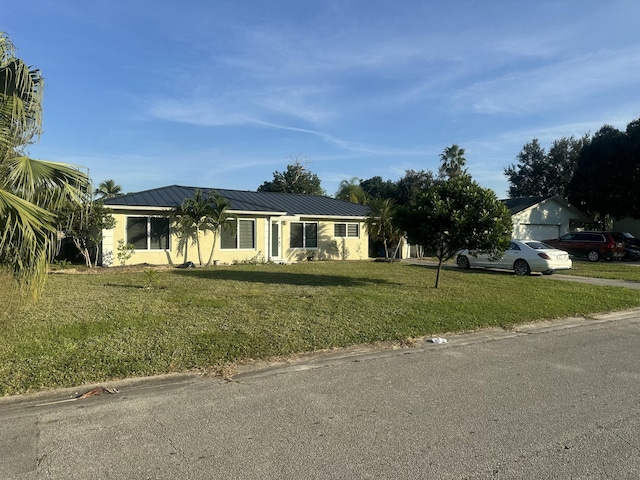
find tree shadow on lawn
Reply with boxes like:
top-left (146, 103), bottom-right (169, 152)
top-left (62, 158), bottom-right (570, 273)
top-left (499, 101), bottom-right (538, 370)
top-left (405, 262), bottom-right (543, 277)
top-left (169, 268), bottom-right (400, 287)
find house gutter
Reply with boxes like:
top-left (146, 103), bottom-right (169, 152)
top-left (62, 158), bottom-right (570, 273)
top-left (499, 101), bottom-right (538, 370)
top-left (105, 205), bottom-right (288, 216)
top-left (298, 215), bottom-right (368, 221)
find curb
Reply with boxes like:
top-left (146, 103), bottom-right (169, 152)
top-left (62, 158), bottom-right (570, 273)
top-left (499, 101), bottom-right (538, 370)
top-left (232, 307), bottom-right (640, 381)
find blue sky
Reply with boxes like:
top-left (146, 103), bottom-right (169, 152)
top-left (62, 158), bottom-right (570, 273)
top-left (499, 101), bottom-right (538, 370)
top-left (5, 1), bottom-right (640, 198)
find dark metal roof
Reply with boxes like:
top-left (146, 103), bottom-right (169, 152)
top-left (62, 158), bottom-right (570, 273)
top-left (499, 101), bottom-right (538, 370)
top-left (500, 195), bottom-right (551, 215)
top-left (104, 185), bottom-right (370, 217)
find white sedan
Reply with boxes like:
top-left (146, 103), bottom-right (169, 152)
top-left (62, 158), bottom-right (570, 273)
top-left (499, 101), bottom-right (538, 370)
top-left (456, 240), bottom-right (572, 276)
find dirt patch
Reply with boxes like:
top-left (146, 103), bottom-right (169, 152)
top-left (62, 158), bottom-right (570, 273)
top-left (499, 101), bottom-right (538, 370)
top-left (48, 264), bottom-right (173, 275)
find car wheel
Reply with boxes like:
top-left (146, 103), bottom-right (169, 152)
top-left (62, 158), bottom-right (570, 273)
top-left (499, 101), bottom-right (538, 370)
top-left (456, 255), bottom-right (470, 269)
top-left (513, 259), bottom-right (531, 276)
top-left (587, 250), bottom-right (600, 262)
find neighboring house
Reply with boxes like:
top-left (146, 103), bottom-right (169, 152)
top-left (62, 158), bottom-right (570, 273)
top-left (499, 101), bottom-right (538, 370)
top-left (406, 194), bottom-right (591, 258)
top-left (501, 195), bottom-right (591, 240)
top-left (102, 185), bottom-right (370, 266)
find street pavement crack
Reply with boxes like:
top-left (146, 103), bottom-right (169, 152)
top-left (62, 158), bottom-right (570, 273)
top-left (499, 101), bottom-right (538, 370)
top-left (597, 422), bottom-right (640, 456)
top-left (151, 416), bottom-right (186, 459)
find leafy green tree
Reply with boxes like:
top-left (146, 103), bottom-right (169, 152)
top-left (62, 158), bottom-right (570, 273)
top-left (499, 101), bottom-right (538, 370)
top-left (359, 176), bottom-right (398, 203)
top-left (546, 135), bottom-right (590, 198)
top-left (95, 179), bottom-right (122, 199)
top-left (568, 121), bottom-right (639, 224)
top-left (258, 155), bottom-right (325, 195)
top-left (0, 32), bottom-right (89, 296)
top-left (505, 136), bottom-right (589, 198)
top-left (395, 169), bottom-right (434, 206)
top-left (396, 176), bottom-right (512, 288)
top-left (355, 170), bottom-right (434, 208)
top-left (364, 198), bottom-right (403, 260)
top-left (626, 119), bottom-right (640, 216)
top-left (504, 139), bottom-right (546, 197)
top-left (335, 177), bottom-right (366, 203)
top-left (438, 144), bottom-right (467, 180)
top-left (56, 199), bottom-right (115, 267)
top-left (171, 189), bottom-right (233, 266)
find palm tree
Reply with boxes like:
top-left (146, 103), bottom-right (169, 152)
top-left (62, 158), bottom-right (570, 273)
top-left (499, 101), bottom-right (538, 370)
top-left (364, 198), bottom-right (403, 260)
top-left (171, 189), bottom-right (233, 266)
top-left (335, 177), bottom-right (367, 204)
top-left (438, 144), bottom-right (467, 179)
top-left (0, 32), bottom-right (89, 297)
top-left (205, 191), bottom-right (233, 266)
top-left (95, 179), bottom-right (122, 198)
top-left (171, 190), bottom-right (210, 266)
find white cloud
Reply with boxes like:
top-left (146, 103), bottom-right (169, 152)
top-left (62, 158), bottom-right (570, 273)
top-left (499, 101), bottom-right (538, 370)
top-left (456, 46), bottom-right (640, 115)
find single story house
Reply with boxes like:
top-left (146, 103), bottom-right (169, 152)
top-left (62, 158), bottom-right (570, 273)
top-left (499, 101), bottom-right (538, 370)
top-left (501, 194), bottom-right (591, 240)
top-left (102, 185), bottom-right (371, 266)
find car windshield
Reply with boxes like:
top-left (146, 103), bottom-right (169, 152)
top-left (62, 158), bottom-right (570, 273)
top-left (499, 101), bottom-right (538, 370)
top-left (622, 232), bottom-right (635, 239)
top-left (524, 241), bottom-right (551, 250)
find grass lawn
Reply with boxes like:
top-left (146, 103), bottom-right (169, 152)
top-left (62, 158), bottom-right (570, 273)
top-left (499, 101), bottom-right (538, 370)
top-left (2, 261), bottom-right (640, 396)
top-left (562, 259), bottom-right (640, 282)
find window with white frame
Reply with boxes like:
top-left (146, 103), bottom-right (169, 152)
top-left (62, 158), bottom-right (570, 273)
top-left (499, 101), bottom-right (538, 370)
top-left (290, 222), bottom-right (318, 248)
top-left (126, 216), bottom-right (170, 250)
top-left (221, 219), bottom-right (255, 249)
top-left (334, 223), bottom-right (359, 238)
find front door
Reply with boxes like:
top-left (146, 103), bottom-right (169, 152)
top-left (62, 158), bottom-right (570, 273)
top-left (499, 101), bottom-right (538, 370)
top-left (270, 221), bottom-right (281, 260)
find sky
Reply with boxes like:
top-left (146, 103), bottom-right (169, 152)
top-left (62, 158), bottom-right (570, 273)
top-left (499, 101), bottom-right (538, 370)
top-left (4, 1), bottom-right (640, 199)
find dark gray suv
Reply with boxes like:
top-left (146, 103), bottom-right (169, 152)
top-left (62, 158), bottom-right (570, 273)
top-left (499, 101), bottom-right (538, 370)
top-left (543, 231), bottom-right (625, 262)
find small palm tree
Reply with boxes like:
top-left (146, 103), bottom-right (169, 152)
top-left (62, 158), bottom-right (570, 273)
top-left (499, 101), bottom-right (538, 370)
top-left (205, 191), bottom-right (233, 266)
top-left (95, 179), bottom-right (122, 198)
top-left (364, 198), bottom-right (403, 260)
top-left (1, 32), bottom-right (89, 297)
top-left (335, 177), bottom-right (367, 204)
top-left (171, 190), bottom-right (210, 266)
top-left (171, 190), bottom-right (233, 266)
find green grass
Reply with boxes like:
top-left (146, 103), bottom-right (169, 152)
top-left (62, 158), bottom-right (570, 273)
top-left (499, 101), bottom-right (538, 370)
top-left (563, 259), bottom-right (640, 282)
top-left (2, 261), bottom-right (640, 396)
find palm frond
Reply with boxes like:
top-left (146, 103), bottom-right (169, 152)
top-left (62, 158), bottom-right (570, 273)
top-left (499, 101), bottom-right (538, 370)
top-left (5, 156), bottom-right (89, 206)
top-left (0, 32), bottom-right (87, 298)
top-left (0, 188), bottom-right (56, 296)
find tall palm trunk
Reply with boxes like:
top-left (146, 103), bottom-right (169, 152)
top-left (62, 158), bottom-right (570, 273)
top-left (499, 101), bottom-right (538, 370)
top-left (206, 230), bottom-right (219, 266)
top-left (195, 226), bottom-right (203, 266)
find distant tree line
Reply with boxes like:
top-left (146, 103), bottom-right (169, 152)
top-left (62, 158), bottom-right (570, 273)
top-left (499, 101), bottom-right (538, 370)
top-left (504, 117), bottom-right (640, 225)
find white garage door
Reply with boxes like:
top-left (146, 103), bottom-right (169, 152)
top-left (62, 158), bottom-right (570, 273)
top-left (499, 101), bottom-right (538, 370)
top-left (514, 224), bottom-right (560, 241)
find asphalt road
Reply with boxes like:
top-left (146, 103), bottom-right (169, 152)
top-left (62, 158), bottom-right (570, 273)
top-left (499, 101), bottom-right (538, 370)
top-left (2, 307), bottom-right (640, 479)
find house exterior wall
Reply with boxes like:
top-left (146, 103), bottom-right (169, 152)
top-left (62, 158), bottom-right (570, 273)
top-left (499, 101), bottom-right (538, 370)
top-left (103, 210), bottom-right (369, 266)
top-left (279, 218), bottom-right (368, 263)
top-left (511, 199), bottom-right (586, 240)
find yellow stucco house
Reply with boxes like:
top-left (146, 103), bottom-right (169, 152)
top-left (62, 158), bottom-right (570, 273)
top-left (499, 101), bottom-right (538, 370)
top-left (102, 185), bottom-right (371, 266)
